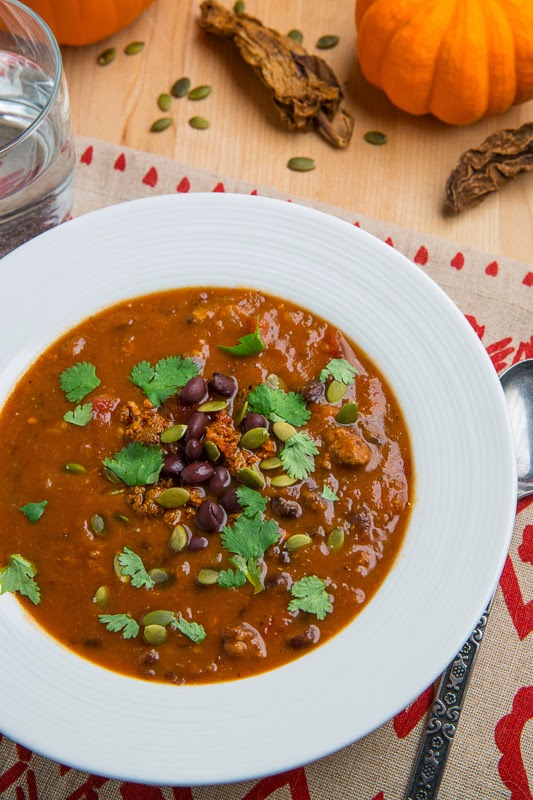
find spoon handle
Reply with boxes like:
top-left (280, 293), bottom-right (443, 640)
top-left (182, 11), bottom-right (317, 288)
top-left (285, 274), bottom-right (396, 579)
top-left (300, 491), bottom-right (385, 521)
top-left (404, 601), bottom-right (492, 800)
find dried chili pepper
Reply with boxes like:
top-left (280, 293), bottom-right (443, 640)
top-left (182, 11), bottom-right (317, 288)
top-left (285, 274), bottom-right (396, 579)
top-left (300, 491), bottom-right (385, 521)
top-left (446, 122), bottom-right (533, 213)
top-left (198, 0), bottom-right (353, 148)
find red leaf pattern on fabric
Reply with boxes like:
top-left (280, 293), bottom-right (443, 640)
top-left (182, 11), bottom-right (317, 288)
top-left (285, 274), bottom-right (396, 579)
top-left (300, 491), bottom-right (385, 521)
top-left (451, 252), bottom-right (465, 270)
top-left (414, 245), bottom-right (428, 265)
top-left (121, 783), bottom-right (166, 800)
top-left (485, 261), bottom-right (499, 277)
top-left (242, 768), bottom-right (311, 800)
top-left (171, 789), bottom-right (195, 799)
top-left (393, 683), bottom-right (436, 738)
top-left (142, 167), bottom-right (158, 187)
top-left (0, 763), bottom-right (27, 793)
top-left (385, 236), bottom-right (394, 247)
top-left (486, 337), bottom-right (514, 372)
top-left (177, 177), bottom-right (190, 193)
top-left (80, 146), bottom-right (93, 165)
top-left (212, 182), bottom-right (225, 192)
top-left (523, 272), bottom-right (533, 287)
top-left (250, 189), bottom-right (258, 195)
top-left (495, 685), bottom-right (533, 800)
top-left (499, 555), bottom-right (533, 640)
top-left (513, 336), bottom-right (533, 364)
top-left (518, 524), bottom-right (533, 565)
top-left (114, 153), bottom-right (126, 171)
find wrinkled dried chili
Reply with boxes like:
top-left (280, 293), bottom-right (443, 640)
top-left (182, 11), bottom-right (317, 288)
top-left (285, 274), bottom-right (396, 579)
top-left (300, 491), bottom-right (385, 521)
top-left (198, 0), bottom-right (353, 148)
top-left (446, 122), bottom-right (533, 212)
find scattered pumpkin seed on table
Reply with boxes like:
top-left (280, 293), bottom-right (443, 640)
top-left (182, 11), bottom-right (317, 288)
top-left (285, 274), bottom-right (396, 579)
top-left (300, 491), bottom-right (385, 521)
top-left (287, 157), bottom-right (315, 172)
top-left (287, 29), bottom-right (303, 44)
top-left (189, 116), bottom-right (210, 130)
top-left (157, 93), bottom-right (172, 111)
top-left (364, 130), bottom-right (388, 145)
top-left (97, 47), bottom-right (116, 66)
top-left (150, 117), bottom-right (173, 133)
top-left (171, 77), bottom-right (191, 98)
top-left (316, 35), bottom-right (339, 49)
top-left (188, 85), bottom-right (212, 100)
top-left (124, 41), bottom-right (145, 55)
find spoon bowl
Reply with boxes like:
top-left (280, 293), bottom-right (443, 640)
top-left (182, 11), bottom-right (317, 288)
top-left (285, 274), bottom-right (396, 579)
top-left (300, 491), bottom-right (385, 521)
top-left (500, 359), bottom-right (533, 500)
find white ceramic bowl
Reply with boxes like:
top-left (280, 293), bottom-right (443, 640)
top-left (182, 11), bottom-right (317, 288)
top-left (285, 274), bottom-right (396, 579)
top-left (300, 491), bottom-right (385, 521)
top-left (0, 194), bottom-right (516, 785)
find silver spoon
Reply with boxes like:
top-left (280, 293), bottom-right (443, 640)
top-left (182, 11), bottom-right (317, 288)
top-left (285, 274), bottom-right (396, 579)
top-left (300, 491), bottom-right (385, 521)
top-left (404, 358), bottom-right (533, 800)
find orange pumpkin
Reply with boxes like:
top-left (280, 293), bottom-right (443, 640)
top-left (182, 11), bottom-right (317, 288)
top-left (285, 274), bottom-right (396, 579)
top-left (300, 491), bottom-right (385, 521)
top-left (355, 0), bottom-right (533, 125)
top-left (25, 0), bottom-right (156, 46)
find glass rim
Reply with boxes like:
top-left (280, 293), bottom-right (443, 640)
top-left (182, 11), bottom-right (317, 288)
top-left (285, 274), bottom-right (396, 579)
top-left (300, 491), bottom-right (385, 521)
top-left (0, 0), bottom-right (63, 157)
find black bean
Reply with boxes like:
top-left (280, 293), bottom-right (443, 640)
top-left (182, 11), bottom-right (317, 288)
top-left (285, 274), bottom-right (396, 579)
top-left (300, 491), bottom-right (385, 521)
top-left (209, 372), bottom-right (236, 397)
top-left (181, 376), bottom-right (207, 405)
top-left (271, 496), bottom-right (302, 519)
top-left (242, 412), bottom-right (268, 432)
top-left (219, 487), bottom-right (240, 514)
top-left (288, 625), bottom-right (321, 650)
top-left (185, 439), bottom-right (204, 461)
top-left (265, 572), bottom-right (293, 594)
top-left (299, 379), bottom-right (324, 404)
top-left (196, 498), bottom-right (225, 532)
top-left (161, 453), bottom-right (187, 481)
top-left (138, 648), bottom-right (159, 666)
top-left (188, 536), bottom-right (209, 551)
top-left (209, 465), bottom-right (231, 495)
top-left (181, 462), bottom-right (214, 484)
top-left (185, 411), bottom-right (207, 441)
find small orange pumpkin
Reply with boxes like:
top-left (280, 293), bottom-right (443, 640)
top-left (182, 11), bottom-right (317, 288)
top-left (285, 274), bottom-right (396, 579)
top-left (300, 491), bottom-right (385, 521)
top-left (25, 0), bottom-right (157, 46)
top-left (355, 0), bottom-right (533, 125)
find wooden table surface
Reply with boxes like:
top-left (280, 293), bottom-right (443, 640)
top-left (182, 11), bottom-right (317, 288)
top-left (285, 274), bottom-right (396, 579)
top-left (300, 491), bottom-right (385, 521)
top-left (62, 0), bottom-right (533, 265)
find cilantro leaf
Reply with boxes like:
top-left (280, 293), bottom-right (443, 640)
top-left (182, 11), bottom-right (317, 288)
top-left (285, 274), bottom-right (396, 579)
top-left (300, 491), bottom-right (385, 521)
top-left (221, 514), bottom-right (280, 561)
top-left (59, 362), bottom-right (101, 403)
top-left (64, 402), bottom-right (93, 427)
top-left (322, 484), bottom-right (339, 502)
top-left (0, 554), bottom-right (40, 605)
top-left (319, 358), bottom-right (358, 385)
top-left (280, 431), bottom-right (319, 480)
top-left (19, 500), bottom-right (48, 523)
top-left (103, 442), bottom-right (163, 486)
top-left (171, 615), bottom-right (206, 643)
top-left (236, 486), bottom-right (267, 519)
top-left (231, 554), bottom-right (263, 594)
top-left (130, 356), bottom-right (199, 406)
top-left (117, 546), bottom-right (155, 589)
top-left (248, 384), bottom-right (310, 426)
top-left (217, 567), bottom-right (247, 588)
top-left (99, 613), bottom-right (140, 639)
top-left (288, 575), bottom-right (332, 620)
top-left (218, 318), bottom-right (264, 357)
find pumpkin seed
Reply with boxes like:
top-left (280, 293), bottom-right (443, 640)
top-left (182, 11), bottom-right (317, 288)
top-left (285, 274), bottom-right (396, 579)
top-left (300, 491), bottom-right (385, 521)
top-left (326, 379), bottom-right (347, 403)
top-left (287, 157), bottom-right (316, 172)
top-left (316, 34), bottom-right (339, 49)
top-left (156, 487), bottom-right (190, 509)
top-left (160, 423), bottom-right (187, 444)
top-left (287, 29), bottom-right (303, 44)
top-left (260, 456), bottom-right (283, 470)
top-left (234, 400), bottom-right (248, 426)
top-left (327, 526), bottom-right (345, 551)
top-left (63, 463), bottom-right (86, 474)
top-left (189, 116), bottom-right (210, 130)
top-left (272, 421), bottom-right (297, 442)
top-left (148, 568), bottom-right (171, 585)
top-left (204, 441), bottom-right (221, 462)
top-left (141, 610), bottom-right (175, 627)
top-left (237, 466), bottom-right (265, 489)
top-left (93, 585), bottom-right (110, 607)
top-left (171, 76), bottom-right (190, 98)
top-left (114, 513), bottom-right (130, 525)
top-left (143, 624), bottom-right (167, 646)
top-left (364, 130), bottom-right (388, 146)
top-left (157, 93), bottom-right (172, 111)
top-left (234, 0), bottom-right (245, 12)
top-left (169, 524), bottom-right (188, 552)
top-left (188, 85), bottom-right (211, 100)
top-left (124, 41), bottom-right (145, 55)
top-left (336, 402), bottom-right (359, 424)
top-left (240, 427), bottom-right (269, 450)
top-left (285, 533), bottom-right (312, 552)
top-left (197, 568), bottom-right (219, 586)
top-left (97, 47), bottom-right (116, 66)
top-left (271, 474), bottom-right (298, 487)
top-left (113, 554), bottom-right (130, 583)
top-left (197, 399), bottom-right (227, 412)
top-left (103, 466), bottom-right (121, 484)
top-left (90, 514), bottom-right (106, 537)
top-left (150, 117), bottom-right (172, 133)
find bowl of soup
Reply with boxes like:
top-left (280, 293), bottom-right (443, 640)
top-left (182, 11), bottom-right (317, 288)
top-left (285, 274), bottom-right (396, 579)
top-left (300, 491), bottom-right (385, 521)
top-left (0, 193), bottom-right (516, 785)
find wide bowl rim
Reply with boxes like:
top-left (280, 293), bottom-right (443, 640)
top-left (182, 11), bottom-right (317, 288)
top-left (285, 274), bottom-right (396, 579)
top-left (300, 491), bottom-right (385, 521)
top-left (0, 193), bottom-right (517, 786)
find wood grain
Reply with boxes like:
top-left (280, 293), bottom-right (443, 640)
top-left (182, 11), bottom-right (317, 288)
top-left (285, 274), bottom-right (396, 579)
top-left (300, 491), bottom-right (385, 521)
top-left (62, 0), bottom-right (533, 263)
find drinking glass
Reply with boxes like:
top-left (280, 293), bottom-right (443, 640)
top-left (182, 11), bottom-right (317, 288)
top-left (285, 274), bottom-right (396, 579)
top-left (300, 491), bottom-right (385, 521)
top-left (0, 0), bottom-right (74, 257)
